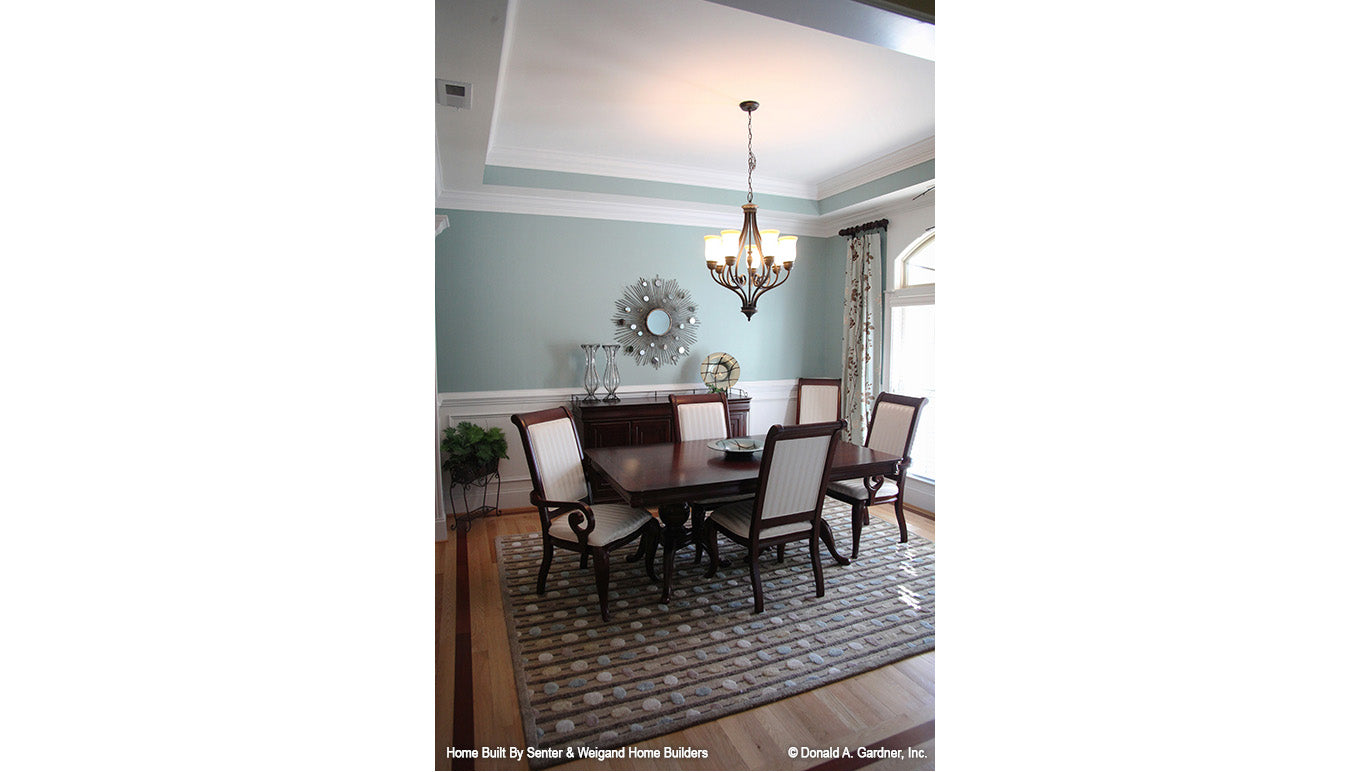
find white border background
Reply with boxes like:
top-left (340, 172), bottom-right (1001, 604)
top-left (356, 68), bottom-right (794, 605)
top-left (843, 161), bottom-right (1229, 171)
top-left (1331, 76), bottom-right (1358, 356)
top-left (5, 1), bottom-right (1371, 770)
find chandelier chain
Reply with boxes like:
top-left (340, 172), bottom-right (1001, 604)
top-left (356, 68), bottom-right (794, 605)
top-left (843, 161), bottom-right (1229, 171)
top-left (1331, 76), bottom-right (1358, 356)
top-left (746, 109), bottom-right (755, 203)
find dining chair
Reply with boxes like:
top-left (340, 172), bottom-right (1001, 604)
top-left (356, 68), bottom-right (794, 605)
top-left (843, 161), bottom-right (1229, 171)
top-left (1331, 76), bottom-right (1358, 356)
top-left (702, 421), bottom-right (847, 613)
top-left (825, 392), bottom-right (927, 559)
top-left (668, 393), bottom-right (751, 565)
top-left (795, 377), bottom-right (841, 424)
top-left (510, 407), bottom-right (660, 621)
top-left (668, 392), bottom-right (731, 443)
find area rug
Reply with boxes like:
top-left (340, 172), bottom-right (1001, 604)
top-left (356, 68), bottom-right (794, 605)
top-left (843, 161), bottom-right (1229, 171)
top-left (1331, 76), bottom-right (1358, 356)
top-left (495, 499), bottom-right (934, 766)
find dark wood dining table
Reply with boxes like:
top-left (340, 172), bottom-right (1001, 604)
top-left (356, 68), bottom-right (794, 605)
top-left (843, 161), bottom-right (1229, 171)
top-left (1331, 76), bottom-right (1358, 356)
top-left (584, 435), bottom-right (903, 602)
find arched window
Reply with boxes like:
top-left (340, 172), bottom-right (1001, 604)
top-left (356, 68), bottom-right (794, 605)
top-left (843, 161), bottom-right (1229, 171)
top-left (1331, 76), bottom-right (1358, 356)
top-left (900, 230), bottom-right (935, 287)
top-left (884, 229), bottom-right (935, 483)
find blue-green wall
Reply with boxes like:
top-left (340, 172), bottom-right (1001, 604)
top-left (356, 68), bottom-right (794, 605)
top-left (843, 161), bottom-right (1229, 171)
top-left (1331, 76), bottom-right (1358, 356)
top-left (436, 209), bottom-right (846, 392)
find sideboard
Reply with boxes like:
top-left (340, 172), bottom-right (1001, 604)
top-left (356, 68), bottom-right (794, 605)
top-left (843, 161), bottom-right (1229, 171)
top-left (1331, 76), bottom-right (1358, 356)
top-left (571, 392), bottom-right (750, 501)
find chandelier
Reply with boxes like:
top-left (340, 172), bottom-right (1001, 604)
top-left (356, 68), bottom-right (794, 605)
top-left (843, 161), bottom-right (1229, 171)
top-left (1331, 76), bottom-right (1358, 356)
top-left (703, 101), bottom-right (796, 321)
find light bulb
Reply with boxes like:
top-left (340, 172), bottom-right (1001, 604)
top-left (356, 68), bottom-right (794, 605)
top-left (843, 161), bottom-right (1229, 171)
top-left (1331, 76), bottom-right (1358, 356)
top-left (760, 229), bottom-right (779, 257)
top-left (777, 235), bottom-right (797, 264)
top-left (720, 230), bottom-right (740, 259)
top-left (703, 234), bottom-right (721, 267)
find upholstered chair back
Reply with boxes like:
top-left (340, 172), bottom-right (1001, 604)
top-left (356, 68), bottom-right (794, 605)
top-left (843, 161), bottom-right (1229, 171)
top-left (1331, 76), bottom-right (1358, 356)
top-left (796, 378), bottom-right (841, 424)
top-left (669, 393), bottom-right (731, 442)
top-left (522, 412), bottom-right (589, 503)
top-left (676, 403), bottom-right (727, 441)
top-left (866, 394), bottom-right (927, 461)
top-left (758, 433), bottom-right (835, 521)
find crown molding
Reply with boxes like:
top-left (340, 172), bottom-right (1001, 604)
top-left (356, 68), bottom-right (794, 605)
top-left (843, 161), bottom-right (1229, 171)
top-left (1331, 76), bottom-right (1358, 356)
top-left (437, 185), bottom-right (831, 237)
top-left (437, 180), bottom-right (933, 238)
top-left (484, 144), bottom-right (817, 200)
top-left (816, 136), bottom-right (935, 200)
top-left (814, 184), bottom-right (935, 233)
top-left (436, 182), bottom-right (936, 238)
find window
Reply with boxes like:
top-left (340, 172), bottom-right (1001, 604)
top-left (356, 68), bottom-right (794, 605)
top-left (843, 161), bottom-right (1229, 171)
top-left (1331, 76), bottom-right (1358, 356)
top-left (884, 230), bottom-right (934, 481)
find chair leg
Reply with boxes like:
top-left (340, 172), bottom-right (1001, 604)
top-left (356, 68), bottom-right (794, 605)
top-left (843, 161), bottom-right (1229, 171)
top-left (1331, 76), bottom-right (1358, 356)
top-left (895, 499), bottom-right (908, 543)
top-left (643, 524), bottom-right (660, 582)
top-left (691, 505), bottom-right (705, 564)
top-left (537, 540), bottom-right (553, 595)
top-left (703, 524), bottom-right (720, 579)
top-left (591, 548), bottom-right (611, 622)
top-left (580, 551), bottom-right (589, 570)
top-left (749, 550), bottom-right (765, 614)
top-left (818, 519), bottom-right (851, 566)
top-left (850, 503), bottom-right (865, 559)
top-left (628, 537), bottom-right (646, 563)
top-left (776, 544), bottom-right (785, 563)
top-left (810, 537), bottom-right (825, 598)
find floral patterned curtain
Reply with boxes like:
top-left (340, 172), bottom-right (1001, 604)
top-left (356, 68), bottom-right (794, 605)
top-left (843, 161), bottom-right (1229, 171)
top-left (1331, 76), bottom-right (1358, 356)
top-left (841, 229), bottom-right (881, 442)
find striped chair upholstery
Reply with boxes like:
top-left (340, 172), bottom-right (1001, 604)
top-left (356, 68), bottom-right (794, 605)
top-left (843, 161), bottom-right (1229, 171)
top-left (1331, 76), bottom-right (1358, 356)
top-left (796, 378), bottom-right (841, 424)
top-left (675, 401), bottom-right (728, 442)
top-left (525, 416), bottom-right (589, 503)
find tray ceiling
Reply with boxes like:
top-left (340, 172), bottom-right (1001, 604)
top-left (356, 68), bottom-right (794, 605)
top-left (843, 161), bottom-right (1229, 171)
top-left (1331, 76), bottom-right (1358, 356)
top-left (438, 0), bottom-right (934, 225)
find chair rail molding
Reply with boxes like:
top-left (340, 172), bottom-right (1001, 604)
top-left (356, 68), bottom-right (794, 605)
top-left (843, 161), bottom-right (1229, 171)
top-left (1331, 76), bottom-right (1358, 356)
top-left (435, 379), bottom-right (802, 527)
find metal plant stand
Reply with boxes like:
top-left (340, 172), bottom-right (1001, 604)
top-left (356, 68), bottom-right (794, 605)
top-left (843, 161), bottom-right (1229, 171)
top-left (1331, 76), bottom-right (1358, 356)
top-left (448, 467), bottom-right (501, 533)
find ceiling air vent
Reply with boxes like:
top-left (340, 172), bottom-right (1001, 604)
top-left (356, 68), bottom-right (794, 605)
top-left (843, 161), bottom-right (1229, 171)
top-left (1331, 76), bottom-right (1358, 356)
top-left (436, 79), bottom-right (472, 110)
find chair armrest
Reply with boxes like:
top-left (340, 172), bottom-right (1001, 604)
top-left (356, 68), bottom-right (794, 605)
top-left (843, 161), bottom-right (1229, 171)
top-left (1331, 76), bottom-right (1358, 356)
top-left (861, 475), bottom-right (886, 505)
top-left (530, 495), bottom-right (597, 537)
top-left (860, 456), bottom-right (908, 503)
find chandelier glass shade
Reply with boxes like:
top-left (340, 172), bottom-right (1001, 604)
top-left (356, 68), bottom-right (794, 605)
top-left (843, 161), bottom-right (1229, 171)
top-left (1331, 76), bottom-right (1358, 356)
top-left (704, 101), bottom-right (796, 320)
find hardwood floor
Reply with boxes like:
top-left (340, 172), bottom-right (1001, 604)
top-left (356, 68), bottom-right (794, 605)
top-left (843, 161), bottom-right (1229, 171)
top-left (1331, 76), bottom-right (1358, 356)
top-left (437, 504), bottom-right (934, 771)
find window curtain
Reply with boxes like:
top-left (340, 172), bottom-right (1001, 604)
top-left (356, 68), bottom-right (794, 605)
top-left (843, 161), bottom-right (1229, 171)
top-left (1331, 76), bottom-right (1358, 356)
top-left (841, 229), bottom-right (882, 442)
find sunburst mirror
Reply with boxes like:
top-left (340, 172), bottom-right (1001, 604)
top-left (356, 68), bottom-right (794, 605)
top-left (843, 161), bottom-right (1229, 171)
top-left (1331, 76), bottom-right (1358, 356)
top-left (612, 276), bottom-right (700, 369)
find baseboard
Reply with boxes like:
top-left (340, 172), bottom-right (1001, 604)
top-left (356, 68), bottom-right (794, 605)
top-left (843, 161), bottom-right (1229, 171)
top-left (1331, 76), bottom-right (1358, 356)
top-left (903, 501), bottom-right (935, 520)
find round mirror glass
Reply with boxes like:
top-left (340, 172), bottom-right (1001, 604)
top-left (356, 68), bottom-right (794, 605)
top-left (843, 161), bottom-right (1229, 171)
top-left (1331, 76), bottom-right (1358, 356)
top-left (645, 308), bottom-right (670, 335)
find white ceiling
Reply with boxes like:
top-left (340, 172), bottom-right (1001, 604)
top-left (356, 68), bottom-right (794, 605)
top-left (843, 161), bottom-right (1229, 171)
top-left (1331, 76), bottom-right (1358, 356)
top-left (437, 0), bottom-right (934, 226)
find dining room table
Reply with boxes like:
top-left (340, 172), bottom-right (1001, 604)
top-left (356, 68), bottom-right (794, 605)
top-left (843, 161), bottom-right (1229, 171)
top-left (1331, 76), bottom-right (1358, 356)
top-left (584, 434), bottom-right (903, 602)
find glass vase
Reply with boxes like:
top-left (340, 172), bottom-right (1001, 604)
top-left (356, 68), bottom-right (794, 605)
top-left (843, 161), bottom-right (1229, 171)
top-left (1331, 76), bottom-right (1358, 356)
top-left (601, 344), bottom-right (621, 402)
top-left (580, 344), bottom-right (601, 401)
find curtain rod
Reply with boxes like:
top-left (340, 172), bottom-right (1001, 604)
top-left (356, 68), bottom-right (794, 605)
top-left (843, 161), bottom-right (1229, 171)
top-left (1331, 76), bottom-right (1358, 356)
top-left (837, 219), bottom-right (888, 238)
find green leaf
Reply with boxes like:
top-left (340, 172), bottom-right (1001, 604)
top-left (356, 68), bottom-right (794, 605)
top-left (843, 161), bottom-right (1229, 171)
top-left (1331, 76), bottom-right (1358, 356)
top-left (443, 421), bottom-right (509, 469)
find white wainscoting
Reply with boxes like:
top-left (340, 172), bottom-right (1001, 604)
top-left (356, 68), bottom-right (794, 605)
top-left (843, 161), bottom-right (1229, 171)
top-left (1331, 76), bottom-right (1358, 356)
top-left (435, 380), bottom-right (801, 532)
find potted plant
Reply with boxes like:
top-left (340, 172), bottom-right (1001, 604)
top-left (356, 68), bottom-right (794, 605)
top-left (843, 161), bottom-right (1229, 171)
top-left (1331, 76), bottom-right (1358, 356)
top-left (442, 421), bottom-right (509, 483)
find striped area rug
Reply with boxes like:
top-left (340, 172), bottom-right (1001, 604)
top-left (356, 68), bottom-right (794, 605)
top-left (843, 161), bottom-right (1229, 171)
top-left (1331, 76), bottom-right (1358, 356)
top-left (495, 499), bottom-right (935, 767)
